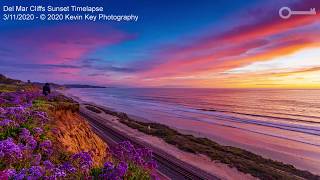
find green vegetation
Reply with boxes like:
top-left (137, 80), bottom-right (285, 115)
top-left (0, 84), bottom-right (17, 93)
top-left (0, 76), bottom-right (158, 179)
top-left (85, 105), bottom-right (102, 114)
top-left (86, 104), bottom-right (320, 180)
top-left (33, 94), bottom-right (80, 113)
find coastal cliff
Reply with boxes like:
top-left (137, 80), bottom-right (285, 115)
top-left (0, 75), bottom-right (158, 179)
top-left (49, 108), bottom-right (110, 167)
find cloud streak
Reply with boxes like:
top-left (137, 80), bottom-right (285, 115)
top-left (1, 0), bottom-right (320, 88)
top-left (126, 0), bottom-right (320, 87)
top-left (0, 23), bottom-right (135, 82)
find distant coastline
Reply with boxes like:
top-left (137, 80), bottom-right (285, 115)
top-left (64, 84), bottom-right (107, 88)
top-left (0, 74), bottom-right (107, 89)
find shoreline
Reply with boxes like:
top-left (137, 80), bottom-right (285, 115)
top-left (80, 104), bottom-right (220, 180)
top-left (61, 91), bottom-right (255, 179)
top-left (174, 122), bottom-right (320, 174)
top-left (62, 89), bottom-right (320, 175)
top-left (61, 90), bottom-right (320, 179)
top-left (80, 103), bottom-right (256, 180)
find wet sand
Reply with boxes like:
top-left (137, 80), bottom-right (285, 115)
top-left (175, 120), bottom-right (320, 175)
top-left (62, 90), bottom-right (320, 175)
top-left (81, 103), bottom-right (256, 180)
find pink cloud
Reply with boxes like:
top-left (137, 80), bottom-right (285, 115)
top-left (132, 0), bottom-right (320, 83)
top-left (0, 24), bottom-right (134, 83)
top-left (5, 24), bottom-right (133, 64)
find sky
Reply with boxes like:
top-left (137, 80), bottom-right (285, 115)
top-left (0, 0), bottom-right (320, 88)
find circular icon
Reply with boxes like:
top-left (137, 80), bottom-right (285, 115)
top-left (279, 7), bottom-right (291, 19)
top-left (40, 14), bottom-right (46, 20)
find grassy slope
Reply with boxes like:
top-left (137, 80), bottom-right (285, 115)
top-left (0, 75), bottom-right (156, 179)
top-left (85, 105), bottom-right (320, 180)
top-left (0, 82), bottom-right (110, 168)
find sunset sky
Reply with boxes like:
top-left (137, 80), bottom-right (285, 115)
top-left (1, 0), bottom-right (320, 88)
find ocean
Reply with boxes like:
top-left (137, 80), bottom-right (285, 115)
top-left (66, 88), bottom-right (320, 148)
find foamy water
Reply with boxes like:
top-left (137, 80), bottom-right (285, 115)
top-left (66, 88), bottom-right (320, 147)
top-left (65, 88), bottom-right (320, 173)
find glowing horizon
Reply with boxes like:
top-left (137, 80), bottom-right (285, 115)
top-left (1, 0), bottom-right (320, 88)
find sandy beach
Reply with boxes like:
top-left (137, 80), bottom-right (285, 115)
top-left (63, 89), bottom-right (320, 176)
top-left (176, 120), bottom-right (320, 174)
top-left (3, 1), bottom-right (320, 179)
top-left (62, 91), bottom-right (255, 179)
top-left (60, 89), bottom-right (320, 179)
top-left (79, 102), bottom-right (257, 180)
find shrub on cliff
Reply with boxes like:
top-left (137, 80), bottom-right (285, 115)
top-left (0, 87), bottom-right (158, 179)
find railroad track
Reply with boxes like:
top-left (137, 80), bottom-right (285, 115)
top-left (79, 108), bottom-right (219, 180)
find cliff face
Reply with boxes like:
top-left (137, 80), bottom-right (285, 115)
top-left (49, 109), bottom-right (110, 167)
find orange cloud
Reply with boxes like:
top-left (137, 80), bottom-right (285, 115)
top-left (132, 3), bottom-right (320, 88)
